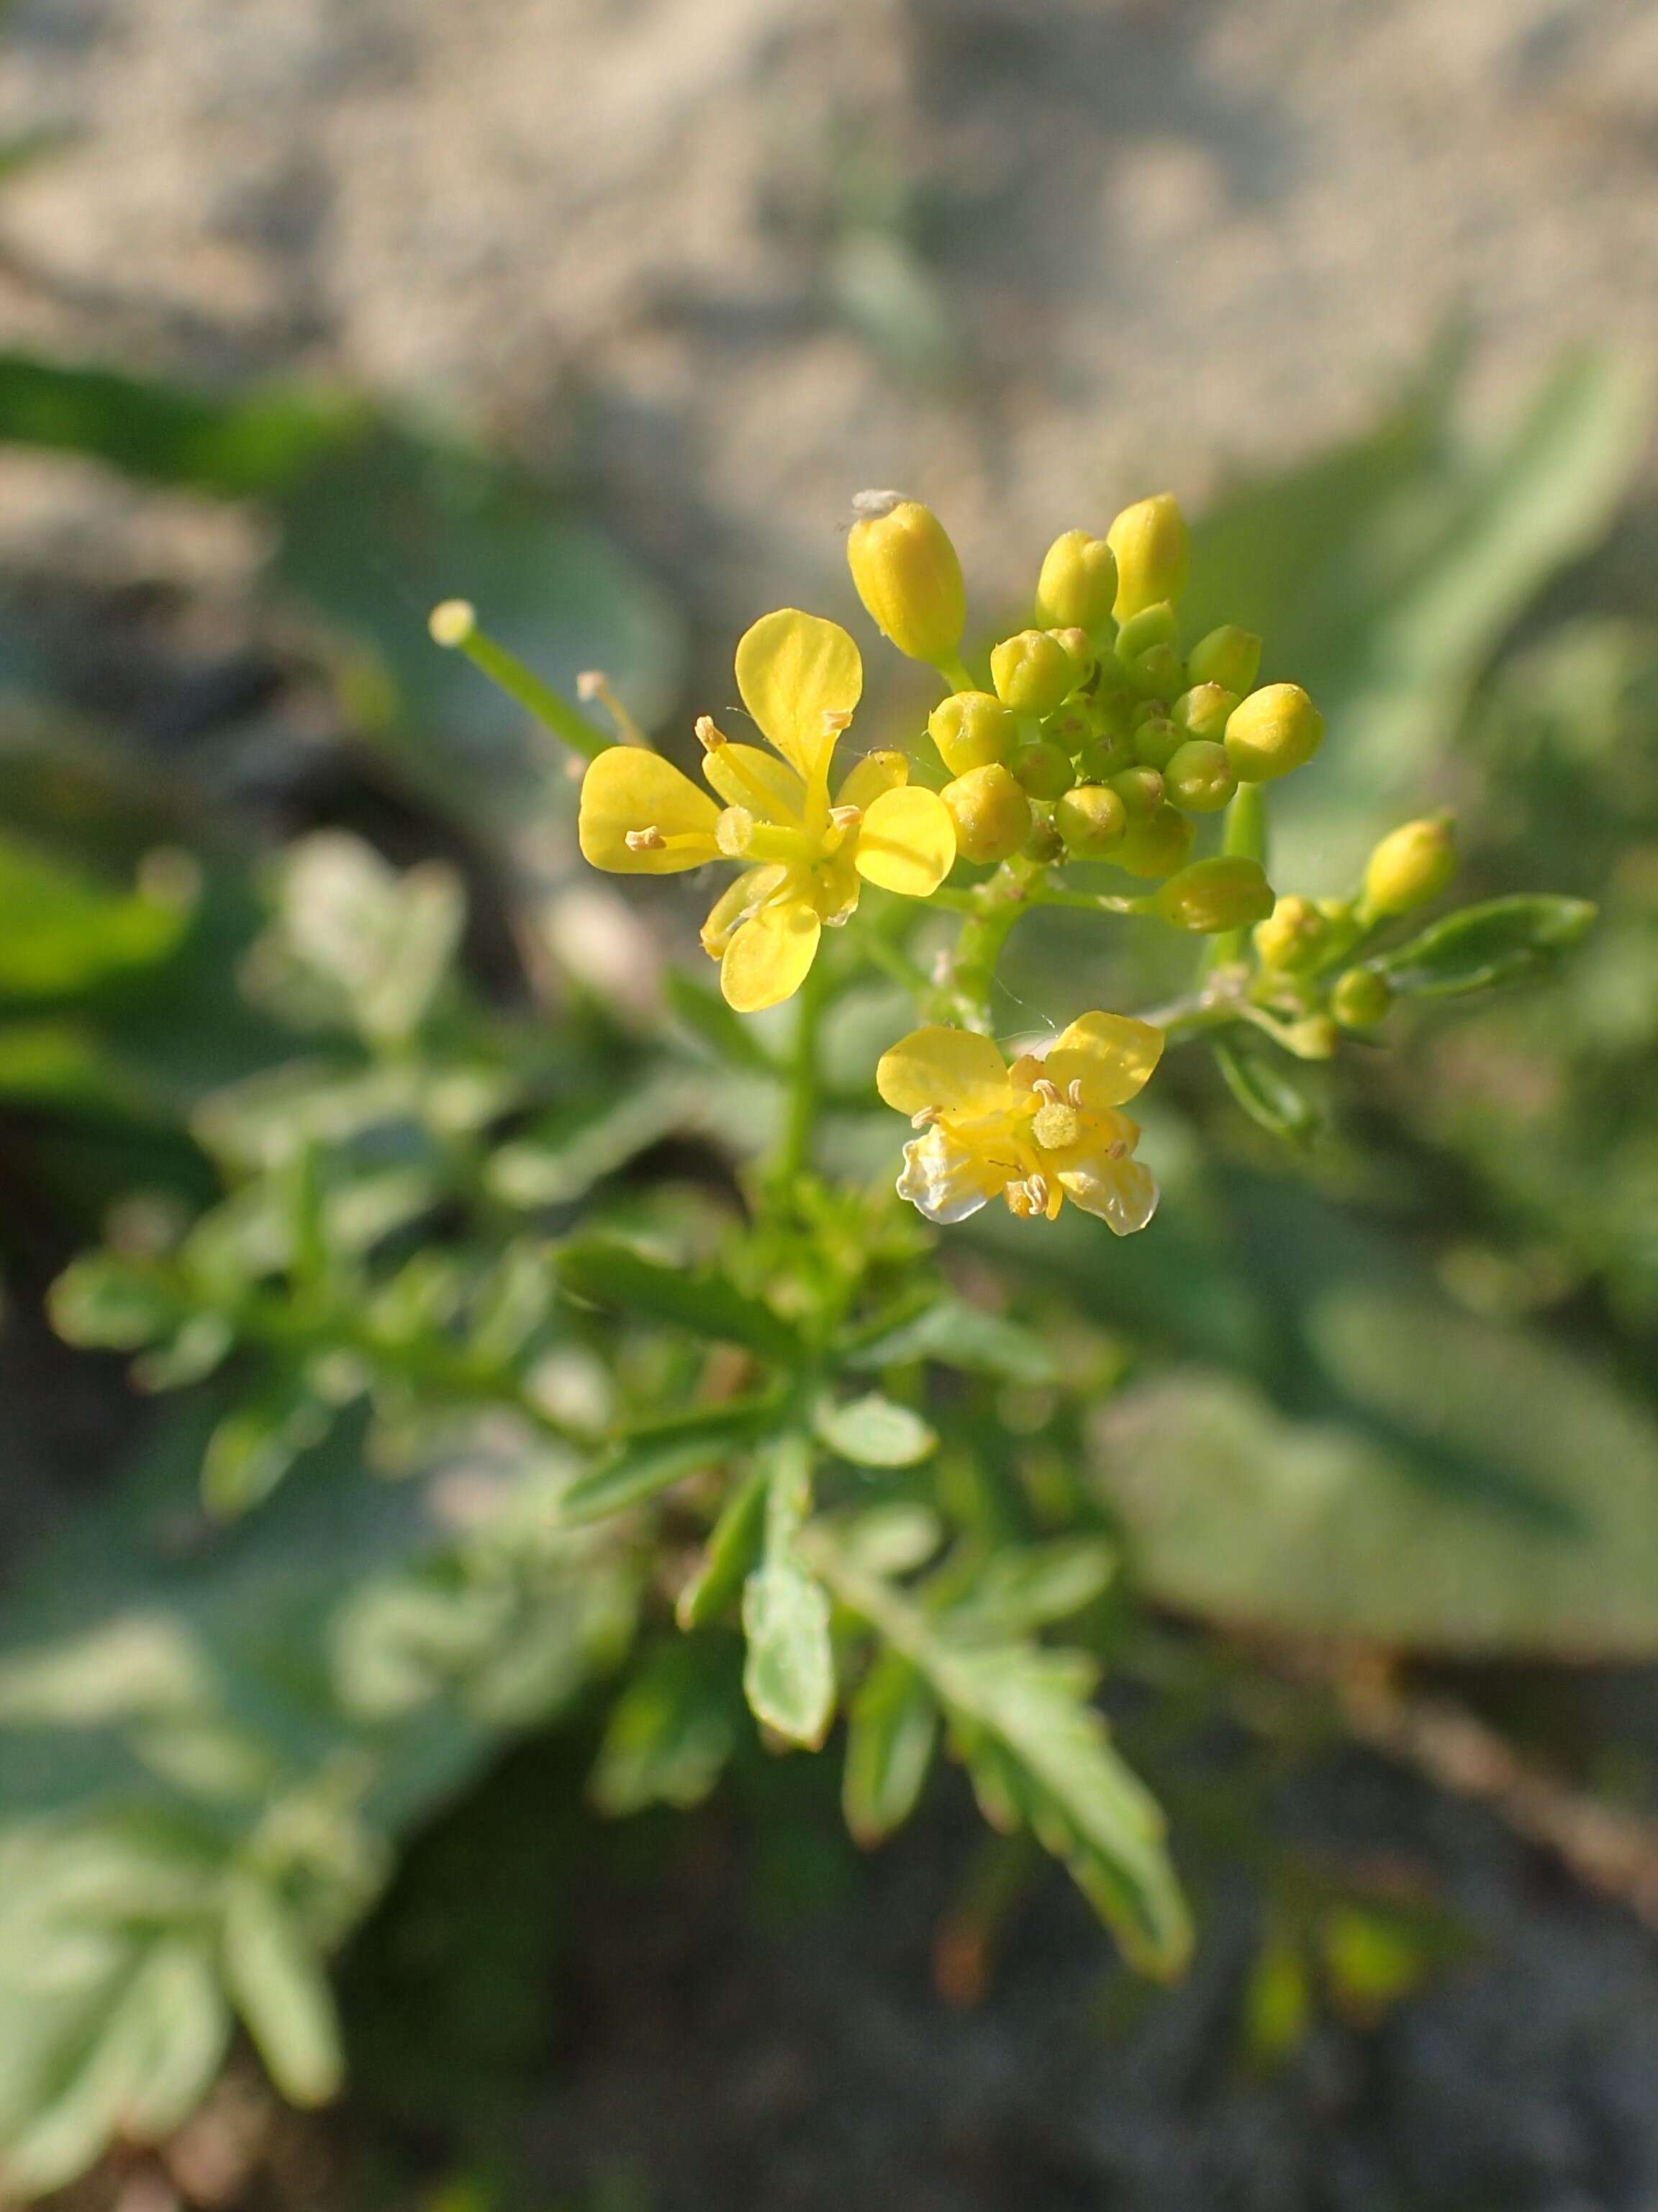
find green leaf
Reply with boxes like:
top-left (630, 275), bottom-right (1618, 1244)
top-left (741, 1561), bottom-right (835, 1748)
top-left (0, 831), bottom-right (191, 1002)
top-left (842, 1652), bottom-right (938, 1845)
top-left (484, 1078), bottom-right (697, 1209)
top-left (220, 1877), bottom-right (343, 2108)
top-left (0, 353), bottom-right (363, 495)
top-left (47, 1254), bottom-right (181, 1350)
top-left (589, 1640), bottom-right (738, 1816)
top-left (841, 1297), bottom-right (1056, 1384)
top-left (807, 1534), bottom-right (1189, 1975)
top-left (943, 1539), bottom-right (1116, 1635)
top-left (1374, 894), bottom-right (1598, 998)
top-left (1213, 1037), bottom-right (1318, 1142)
top-left (556, 1237), bottom-right (804, 1363)
top-left (201, 1378), bottom-right (335, 1520)
top-left (661, 967), bottom-right (779, 1073)
top-left (675, 1466), bottom-right (769, 1630)
top-left (815, 1393), bottom-right (938, 1469)
top-left (561, 1395), bottom-right (784, 1523)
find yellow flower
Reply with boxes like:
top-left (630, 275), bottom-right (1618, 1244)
top-left (577, 610), bottom-right (956, 1012)
top-left (876, 1013), bottom-right (1163, 1232)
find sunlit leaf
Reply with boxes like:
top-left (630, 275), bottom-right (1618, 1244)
top-left (1374, 894), bottom-right (1598, 998)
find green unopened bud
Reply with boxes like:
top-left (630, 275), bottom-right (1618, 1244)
top-left (1094, 684), bottom-right (1136, 739)
top-left (1010, 739), bottom-right (1074, 800)
top-left (1023, 813), bottom-right (1067, 865)
top-left (1362, 815), bottom-right (1457, 919)
top-left (1152, 856), bottom-right (1274, 933)
top-left (1113, 803), bottom-right (1194, 880)
top-left (1252, 893), bottom-right (1328, 975)
top-left (1331, 967), bottom-right (1393, 1029)
top-left (1123, 641), bottom-right (1184, 702)
top-left (1132, 716), bottom-right (1184, 772)
top-left (990, 628), bottom-right (1076, 718)
top-left (1225, 682), bottom-right (1325, 782)
top-left (1046, 705), bottom-right (1094, 757)
top-left (928, 690), bottom-right (1015, 776)
top-left (1115, 602), bottom-right (1179, 660)
top-left (1164, 739), bottom-right (1236, 813)
top-left (1107, 494), bottom-right (1190, 620)
top-left (1187, 624), bottom-right (1261, 696)
top-left (942, 762), bottom-right (1032, 864)
top-left (1108, 766), bottom-right (1166, 820)
top-left (1173, 682), bottom-right (1236, 741)
top-left (1047, 626), bottom-right (1096, 691)
top-left (847, 491), bottom-right (966, 667)
top-left (1053, 782), bottom-right (1127, 857)
top-left (1281, 1014), bottom-right (1339, 1061)
top-left (1076, 733), bottom-right (1135, 783)
top-left (1034, 529), bottom-right (1119, 633)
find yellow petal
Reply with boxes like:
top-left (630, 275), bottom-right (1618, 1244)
top-left (1056, 1150), bottom-right (1159, 1236)
top-left (1041, 1011), bottom-right (1164, 1108)
top-left (702, 742), bottom-right (805, 823)
top-left (835, 749), bottom-right (908, 813)
top-left (735, 610), bottom-right (862, 782)
top-left (895, 1125), bottom-right (1007, 1225)
top-left (720, 899), bottom-right (822, 1011)
top-left (579, 747), bottom-right (720, 874)
top-left (699, 863), bottom-right (787, 957)
top-left (854, 785), bottom-right (956, 898)
top-left (876, 1026), bottom-right (1010, 1119)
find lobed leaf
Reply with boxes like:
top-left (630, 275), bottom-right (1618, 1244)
top-left (1374, 894), bottom-right (1597, 998)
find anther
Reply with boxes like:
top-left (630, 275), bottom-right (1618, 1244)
top-left (821, 708), bottom-right (854, 738)
top-left (1106, 1139), bottom-right (1127, 1160)
top-left (694, 714), bottom-right (727, 751)
top-left (1027, 1173), bottom-right (1050, 1211)
top-left (828, 803), bottom-right (863, 831)
top-left (1067, 1080), bottom-right (1084, 1108)
top-left (578, 669), bottom-right (645, 747)
top-left (625, 826), bottom-right (666, 853)
top-left (910, 1106), bottom-right (941, 1129)
top-left (1032, 1078), bottom-right (1061, 1105)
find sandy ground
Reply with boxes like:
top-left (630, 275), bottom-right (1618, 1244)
top-left (0, 0), bottom-right (1656, 631)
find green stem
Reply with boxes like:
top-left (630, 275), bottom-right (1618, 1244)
top-left (1209, 783), bottom-right (1269, 969)
top-left (434, 605), bottom-right (611, 762)
top-left (946, 856), bottom-right (1042, 1031)
top-left (936, 652), bottom-right (977, 695)
top-left (774, 956), bottom-right (828, 1183)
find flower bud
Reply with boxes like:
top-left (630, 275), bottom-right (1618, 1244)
top-left (1113, 804), bottom-right (1194, 880)
top-left (1362, 815), bottom-right (1457, 919)
top-left (1187, 624), bottom-right (1261, 696)
top-left (1152, 856), bottom-right (1274, 933)
top-left (1023, 813), bottom-right (1067, 865)
top-left (1034, 529), bottom-right (1118, 633)
top-left (1331, 966), bottom-right (1393, 1029)
top-left (1173, 682), bottom-right (1236, 742)
top-left (1132, 716), bottom-right (1183, 772)
top-left (847, 491), bottom-right (966, 667)
top-left (1164, 739), bottom-right (1236, 813)
top-left (1123, 641), bottom-right (1185, 703)
top-left (1047, 626), bottom-right (1096, 691)
top-left (1053, 782), bottom-right (1127, 857)
top-left (928, 690), bottom-right (1015, 776)
top-left (990, 628), bottom-right (1076, 718)
top-left (1225, 683), bottom-right (1324, 782)
top-left (1094, 683), bottom-right (1136, 740)
top-left (1253, 893), bottom-right (1328, 975)
top-left (1107, 494), bottom-right (1190, 620)
top-left (942, 762), bottom-right (1032, 864)
top-left (1010, 739), bottom-right (1074, 800)
top-left (1046, 705), bottom-right (1093, 757)
top-left (1115, 602), bottom-right (1179, 661)
top-left (1075, 733), bottom-right (1135, 784)
top-left (1108, 765), bottom-right (1166, 819)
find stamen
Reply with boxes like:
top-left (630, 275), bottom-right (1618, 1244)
top-left (625, 826), bottom-right (666, 853)
top-left (910, 1105), bottom-right (941, 1129)
top-left (822, 709), bottom-right (855, 738)
top-left (1032, 1078), bottom-right (1061, 1105)
top-left (1027, 1173), bottom-right (1050, 1211)
top-left (577, 669), bottom-right (646, 748)
top-left (828, 803), bottom-right (863, 831)
top-left (694, 714), bottom-right (727, 751)
top-left (851, 489), bottom-right (906, 519)
top-left (1106, 1139), bottom-right (1127, 1160)
top-left (1067, 1079), bottom-right (1084, 1108)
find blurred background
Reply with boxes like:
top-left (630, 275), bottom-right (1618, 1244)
top-left (4, 2), bottom-right (1658, 2209)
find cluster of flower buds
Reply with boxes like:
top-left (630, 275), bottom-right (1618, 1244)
top-left (846, 490), bottom-right (1324, 885)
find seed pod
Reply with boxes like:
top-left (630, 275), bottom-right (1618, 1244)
top-left (1107, 494), bottom-right (1190, 620)
top-left (928, 690), bottom-right (1015, 776)
top-left (847, 492), bottom-right (966, 666)
top-left (1113, 804), bottom-right (1194, 880)
top-left (990, 628), bottom-right (1077, 718)
top-left (1053, 782), bottom-right (1128, 857)
top-left (1034, 529), bottom-right (1118, 633)
top-left (1362, 816), bottom-right (1457, 918)
top-left (941, 762), bottom-right (1033, 864)
top-left (1225, 682), bottom-right (1325, 782)
top-left (1187, 624), bottom-right (1261, 696)
top-left (1164, 739), bottom-right (1236, 813)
